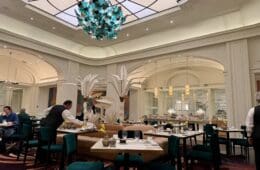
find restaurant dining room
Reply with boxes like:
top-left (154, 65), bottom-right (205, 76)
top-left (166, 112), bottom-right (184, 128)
top-left (0, 0), bottom-right (260, 169)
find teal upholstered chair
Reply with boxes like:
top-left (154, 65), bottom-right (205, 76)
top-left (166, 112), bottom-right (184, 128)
top-left (17, 123), bottom-right (38, 163)
top-left (231, 125), bottom-right (252, 161)
top-left (148, 135), bottom-right (179, 170)
top-left (115, 130), bottom-right (144, 170)
top-left (35, 127), bottom-right (63, 167)
top-left (187, 133), bottom-right (221, 170)
top-left (63, 133), bottom-right (104, 170)
top-left (192, 124), bottom-right (215, 152)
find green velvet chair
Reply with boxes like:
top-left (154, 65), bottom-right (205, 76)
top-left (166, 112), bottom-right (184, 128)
top-left (231, 125), bottom-right (252, 161)
top-left (148, 135), bottom-right (179, 170)
top-left (35, 127), bottom-right (63, 167)
top-left (115, 130), bottom-right (144, 170)
top-left (17, 123), bottom-right (38, 163)
top-left (187, 133), bottom-right (221, 170)
top-left (192, 124), bottom-right (215, 152)
top-left (63, 133), bottom-right (104, 170)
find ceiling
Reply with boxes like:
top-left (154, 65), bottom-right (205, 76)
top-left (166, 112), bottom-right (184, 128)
top-left (0, 0), bottom-right (247, 47)
top-left (21, 0), bottom-right (187, 27)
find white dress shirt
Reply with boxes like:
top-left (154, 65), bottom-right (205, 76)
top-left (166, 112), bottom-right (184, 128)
top-left (43, 106), bottom-right (83, 126)
top-left (246, 107), bottom-right (255, 135)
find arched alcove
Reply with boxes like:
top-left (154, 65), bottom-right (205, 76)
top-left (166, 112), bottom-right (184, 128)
top-left (0, 47), bottom-right (60, 112)
top-left (128, 56), bottom-right (226, 121)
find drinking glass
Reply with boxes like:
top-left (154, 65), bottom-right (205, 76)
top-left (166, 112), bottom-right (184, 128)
top-left (122, 131), bottom-right (127, 139)
top-left (134, 131), bottom-right (140, 140)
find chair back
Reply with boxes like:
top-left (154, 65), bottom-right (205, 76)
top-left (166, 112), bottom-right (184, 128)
top-left (118, 130), bottom-right (143, 139)
top-left (150, 120), bottom-right (158, 125)
top-left (63, 134), bottom-right (77, 157)
top-left (39, 127), bottom-right (56, 145)
top-left (240, 125), bottom-right (248, 138)
top-left (168, 135), bottom-right (179, 159)
top-left (210, 133), bottom-right (221, 164)
top-left (164, 123), bottom-right (173, 130)
top-left (22, 123), bottom-right (33, 140)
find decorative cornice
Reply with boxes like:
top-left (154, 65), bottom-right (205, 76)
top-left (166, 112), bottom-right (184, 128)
top-left (1, 23), bottom-right (260, 66)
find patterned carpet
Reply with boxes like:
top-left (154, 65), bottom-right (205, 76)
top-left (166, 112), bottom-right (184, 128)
top-left (0, 153), bottom-right (255, 170)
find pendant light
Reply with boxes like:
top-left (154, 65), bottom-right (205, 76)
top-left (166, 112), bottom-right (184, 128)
top-left (154, 61), bottom-right (159, 98)
top-left (169, 85), bottom-right (173, 96)
top-left (185, 57), bottom-right (190, 95)
top-left (168, 58), bottom-right (174, 96)
top-left (154, 87), bottom-right (159, 98)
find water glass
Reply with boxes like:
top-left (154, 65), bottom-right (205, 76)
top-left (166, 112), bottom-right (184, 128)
top-left (122, 131), bottom-right (127, 139)
top-left (134, 131), bottom-right (140, 140)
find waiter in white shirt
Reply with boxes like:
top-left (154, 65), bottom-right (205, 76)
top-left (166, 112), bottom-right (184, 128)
top-left (246, 92), bottom-right (260, 170)
top-left (41, 100), bottom-right (83, 130)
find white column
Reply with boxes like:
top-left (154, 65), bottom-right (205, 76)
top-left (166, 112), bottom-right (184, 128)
top-left (22, 86), bottom-right (39, 115)
top-left (207, 88), bottom-right (215, 120)
top-left (56, 81), bottom-right (78, 115)
top-left (225, 39), bottom-right (252, 128)
top-left (56, 61), bottom-right (79, 115)
top-left (4, 87), bottom-right (13, 106)
top-left (106, 64), bottom-right (122, 120)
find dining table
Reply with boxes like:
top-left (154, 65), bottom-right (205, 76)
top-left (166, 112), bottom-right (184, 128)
top-left (91, 138), bottom-right (163, 170)
top-left (0, 123), bottom-right (13, 128)
top-left (144, 130), bottom-right (204, 170)
top-left (57, 127), bottom-right (97, 134)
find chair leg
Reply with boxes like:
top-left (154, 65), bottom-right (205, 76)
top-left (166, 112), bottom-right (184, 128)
top-left (17, 141), bottom-right (23, 160)
top-left (23, 145), bottom-right (28, 164)
top-left (34, 148), bottom-right (39, 166)
top-left (233, 144), bottom-right (236, 155)
top-left (248, 147), bottom-right (250, 162)
top-left (194, 136), bottom-right (197, 145)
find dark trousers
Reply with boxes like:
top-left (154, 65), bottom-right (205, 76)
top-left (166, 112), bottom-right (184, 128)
top-left (254, 138), bottom-right (260, 170)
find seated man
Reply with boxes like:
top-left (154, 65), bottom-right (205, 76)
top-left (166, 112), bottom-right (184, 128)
top-left (0, 106), bottom-right (19, 152)
top-left (0, 106), bottom-right (19, 138)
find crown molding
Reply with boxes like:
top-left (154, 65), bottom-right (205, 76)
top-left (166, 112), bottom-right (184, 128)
top-left (1, 23), bottom-right (260, 66)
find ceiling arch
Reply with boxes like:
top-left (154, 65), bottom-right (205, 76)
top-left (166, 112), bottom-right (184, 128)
top-left (128, 56), bottom-right (224, 83)
top-left (0, 47), bottom-right (59, 85)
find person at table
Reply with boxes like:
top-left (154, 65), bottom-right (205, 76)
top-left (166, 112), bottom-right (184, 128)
top-left (246, 92), bottom-right (260, 170)
top-left (41, 100), bottom-right (83, 130)
top-left (0, 106), bottom-right (19, 138)
top-left (18, 108), bottom-right (31, 125)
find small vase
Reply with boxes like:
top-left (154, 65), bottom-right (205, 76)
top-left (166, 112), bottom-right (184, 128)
top-left (102, 135), bottom-right (109, 147)
top-left (109, 137), bottom-right (116, 147)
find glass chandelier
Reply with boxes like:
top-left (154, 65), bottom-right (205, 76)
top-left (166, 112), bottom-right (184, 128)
top-left (76, 0), bottom-right (126, 40)
top-left (185, 57), bottom-right (190, 95)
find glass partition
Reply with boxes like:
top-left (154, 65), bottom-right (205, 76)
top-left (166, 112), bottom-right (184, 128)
top-left (144, 88), bottom-right (227, 120)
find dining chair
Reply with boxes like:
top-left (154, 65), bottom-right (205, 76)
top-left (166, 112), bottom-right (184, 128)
top-left (17, 123), bottom-right (38, 163)
top-left (187, 132), bottom-right (221, 170)
top-left (231, 125), bottom-right (252, 161)
top-left (63, 133), bottom-right (104, 170)
top-left (35, 127), bottom-right (63, 168)
top-left (192, 124), bottom-right (214, 152)
top-left (115, 130), bottom-right (144, 170)
top-left (148, 135), bottom-right (179, 170)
